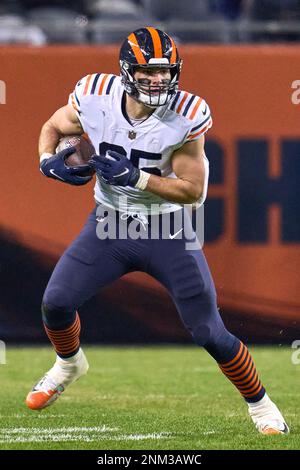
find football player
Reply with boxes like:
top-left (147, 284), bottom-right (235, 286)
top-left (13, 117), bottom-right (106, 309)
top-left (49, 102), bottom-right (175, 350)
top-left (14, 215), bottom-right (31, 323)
top-left (26, 27), bottom-right (288, 435)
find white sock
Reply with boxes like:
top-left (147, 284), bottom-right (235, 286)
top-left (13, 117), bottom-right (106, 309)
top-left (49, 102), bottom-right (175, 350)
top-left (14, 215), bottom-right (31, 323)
top-left (248, 393), bottom-right (270, 409)
top-left (56, 348), bottom-right (82, 365)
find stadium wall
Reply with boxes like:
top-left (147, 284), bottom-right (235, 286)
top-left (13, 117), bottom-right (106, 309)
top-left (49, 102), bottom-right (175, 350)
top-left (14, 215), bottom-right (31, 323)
top-left (0, 45), bottom-right (299, 344)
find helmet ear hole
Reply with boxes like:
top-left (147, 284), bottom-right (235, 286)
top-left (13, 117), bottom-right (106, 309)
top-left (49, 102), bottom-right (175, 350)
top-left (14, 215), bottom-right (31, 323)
top-left (119, 27), bottom-right (182, 108)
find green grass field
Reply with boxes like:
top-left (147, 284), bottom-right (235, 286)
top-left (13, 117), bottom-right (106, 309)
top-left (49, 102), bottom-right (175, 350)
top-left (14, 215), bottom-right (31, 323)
top-left (0, 346), bottom-right (298, 450)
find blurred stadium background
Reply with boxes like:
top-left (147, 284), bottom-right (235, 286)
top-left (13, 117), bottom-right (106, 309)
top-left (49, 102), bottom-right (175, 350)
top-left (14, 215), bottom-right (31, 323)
top-left (0, 0), bottom-right (300, 347)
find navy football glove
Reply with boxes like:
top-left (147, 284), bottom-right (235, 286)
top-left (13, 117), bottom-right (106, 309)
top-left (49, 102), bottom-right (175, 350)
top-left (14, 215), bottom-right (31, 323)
top-left (89, 150), bottom-right (140, 187)
top-left (40, 147), bottom-right (93, 186)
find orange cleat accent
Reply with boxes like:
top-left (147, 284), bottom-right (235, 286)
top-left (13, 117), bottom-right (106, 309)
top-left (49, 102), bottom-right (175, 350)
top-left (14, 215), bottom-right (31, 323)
top-left (25, 349), bottom-right (88, 411)
top-left (262, 427), bottom-right (283, 435)
top-left (26, 386), bottom-right (64, 410)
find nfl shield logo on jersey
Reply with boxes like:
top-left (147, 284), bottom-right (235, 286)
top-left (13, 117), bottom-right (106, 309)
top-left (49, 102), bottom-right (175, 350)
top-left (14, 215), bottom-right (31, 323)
top-left (128, 130), bottom-right (137, 140)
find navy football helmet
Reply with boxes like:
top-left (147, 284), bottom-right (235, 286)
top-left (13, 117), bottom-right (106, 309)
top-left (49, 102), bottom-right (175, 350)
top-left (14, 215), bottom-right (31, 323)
top-left (119, 27), bottom-right (182, 108)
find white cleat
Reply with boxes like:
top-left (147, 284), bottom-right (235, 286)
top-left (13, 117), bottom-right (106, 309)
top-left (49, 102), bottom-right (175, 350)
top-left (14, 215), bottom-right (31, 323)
top-left (248, 394), bottom-right (289, 435)
top-left (25, 348), bottom-right (89, 410)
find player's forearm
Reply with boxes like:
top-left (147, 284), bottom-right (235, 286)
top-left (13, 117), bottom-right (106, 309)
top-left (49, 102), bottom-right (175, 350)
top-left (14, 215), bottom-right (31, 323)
top-left (38, 106), bottom-right (83, 158)
top-left (38, 120), bottom-right (62, 157)
top-left (145, 173), bottom-right (203, 204)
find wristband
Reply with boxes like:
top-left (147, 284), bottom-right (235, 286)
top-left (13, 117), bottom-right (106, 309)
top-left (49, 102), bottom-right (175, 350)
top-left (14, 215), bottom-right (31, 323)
top-left (40, 152), bottom-right (53, 164)
top-left (134, 170), bottom-right (151, 191)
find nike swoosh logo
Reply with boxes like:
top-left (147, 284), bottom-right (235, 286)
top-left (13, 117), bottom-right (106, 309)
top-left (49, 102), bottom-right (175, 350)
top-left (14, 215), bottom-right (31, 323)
top-left (202, 105), bottom-right (207, 115)
top-left (50, 169), bottom-right (65, 181)
top-left (169, 228), bottom-right (183, 239)
top-left (114, 168), bottom-right (129, 178)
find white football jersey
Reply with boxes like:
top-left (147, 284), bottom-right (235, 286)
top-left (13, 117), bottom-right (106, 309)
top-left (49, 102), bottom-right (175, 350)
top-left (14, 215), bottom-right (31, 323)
top-left (68, 73), bottom-right (212, 215)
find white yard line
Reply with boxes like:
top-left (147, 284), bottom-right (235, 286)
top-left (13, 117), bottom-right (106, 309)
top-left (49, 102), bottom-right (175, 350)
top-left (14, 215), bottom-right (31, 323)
top-left (0, 426), bottom-right (118, 434)
top-left (0, 428), bottom-right (172, 444)
top-left (114, 433), bottom-right (171, 441)
top-left (7, 414), bottom-right (68, 419)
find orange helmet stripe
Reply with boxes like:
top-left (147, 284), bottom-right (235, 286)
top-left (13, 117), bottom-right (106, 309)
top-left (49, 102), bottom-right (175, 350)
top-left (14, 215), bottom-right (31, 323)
top-left (146, 27), bottom-right (163, 58)
top-left (128, 33), bottom-right (147, 64)
top-left (168, 35), bottom-right (177, 64)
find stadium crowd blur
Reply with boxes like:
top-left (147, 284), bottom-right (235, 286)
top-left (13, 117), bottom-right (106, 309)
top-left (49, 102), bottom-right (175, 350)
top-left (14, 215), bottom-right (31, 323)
top-left (0, 0), bottom-right (300, 45)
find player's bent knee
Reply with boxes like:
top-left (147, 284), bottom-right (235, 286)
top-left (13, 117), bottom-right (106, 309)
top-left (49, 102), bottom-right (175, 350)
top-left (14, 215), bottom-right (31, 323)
top-left (204, 330), bottom-right (240, 363)
top-left (42, 285), bottom-right (78, 313)
top-left (181, 304), bottom-right (229, 348)
top-left (190, 315), bottom-right (224, 346)
top-left (192, 322), bottom-right (234, 349)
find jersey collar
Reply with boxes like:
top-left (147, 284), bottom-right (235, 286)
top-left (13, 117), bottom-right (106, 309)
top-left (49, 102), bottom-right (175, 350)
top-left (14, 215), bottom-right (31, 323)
top-left (121, 91), bottom-right (168, 128)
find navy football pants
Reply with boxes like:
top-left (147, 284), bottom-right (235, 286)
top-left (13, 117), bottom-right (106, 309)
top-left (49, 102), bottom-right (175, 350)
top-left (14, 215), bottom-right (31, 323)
top-left (42, 206), bottom-right (240, 363)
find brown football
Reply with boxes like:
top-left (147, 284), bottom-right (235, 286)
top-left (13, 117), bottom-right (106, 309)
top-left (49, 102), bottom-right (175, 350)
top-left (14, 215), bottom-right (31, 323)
top-left (56, 134), bottom-right (96, 176)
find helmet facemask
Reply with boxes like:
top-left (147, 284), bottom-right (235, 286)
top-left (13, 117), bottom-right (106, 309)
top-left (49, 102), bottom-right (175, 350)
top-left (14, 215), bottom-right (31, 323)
top-left (120, 57), bottom-right (182, 108)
